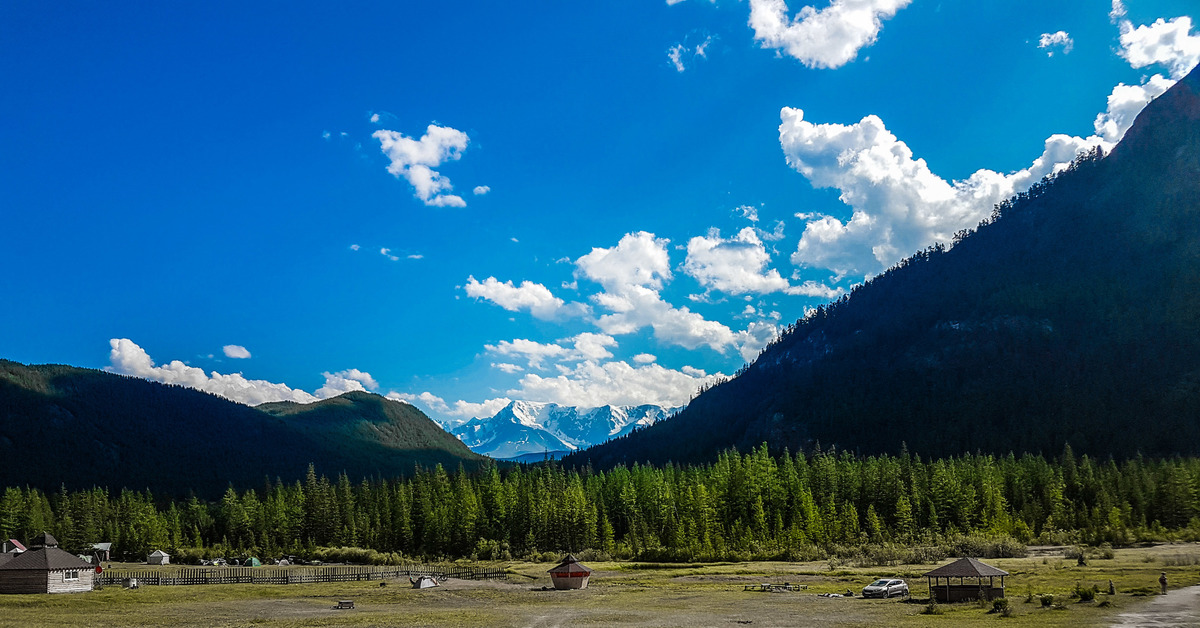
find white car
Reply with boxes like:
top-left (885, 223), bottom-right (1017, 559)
top-left (861, 578), bottom-right (909, 598)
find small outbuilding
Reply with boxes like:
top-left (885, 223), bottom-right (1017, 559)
top-left (547, 554), bottom-right (592, 590)
top-left (924, 557), bottom-right (1008, 603)
top-left (90, 543), bottom-right (112, 562)
top-left (0, 532), bottom-right (95, 594)
top-left (2, 540), bottom-right (26, 554)
top-left (147, 550), bottom-right (170, 565)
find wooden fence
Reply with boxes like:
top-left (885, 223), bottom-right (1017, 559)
top-left (96, 564), bottom-right (507, 587)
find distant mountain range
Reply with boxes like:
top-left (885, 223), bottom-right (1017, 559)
top-left (0, 360), bottom-right (486, 496)
top-left (570, 64), bottom-right (1200, 468)
top-left (449, 400), bottom-right (678, 459)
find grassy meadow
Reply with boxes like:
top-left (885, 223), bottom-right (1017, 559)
top-left (2, 543), bottom-right (1198, 627)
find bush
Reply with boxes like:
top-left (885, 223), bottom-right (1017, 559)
top-left (945, 534), bottom-right (1027, 559)
top-left (905, 545), bottom-right (949, 564)
top-left (991, 597), bottom-right (1010, 614)
top-left (470, 539), bottom-right (511, 561)
top-left (1162, 553), bottom-right (1200, 566)
top-left (921, 601), bottom-right (944, 615)
top-left (1074, 583), bottom-right (1097, 602)
top-left (308, 546), bottom-right (404, 565)
top-left (1040, 594), bottom-right (1055, 608)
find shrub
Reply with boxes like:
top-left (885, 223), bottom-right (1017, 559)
top-left (1074, 583), bottom-right (1096, 602)
top-left (904, 545), bottom-right (949, 564)
top-left (991, 597), bottom-right (1010, 614)
top-left (1040, 594), bottom-right (1055, 608)
top-left (1162, 553), bottom-right (1200, 566)
top-left (921, 601), bottom-right (944, 615)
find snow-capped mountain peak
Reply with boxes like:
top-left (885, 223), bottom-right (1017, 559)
top-left (450, 400), bottom-right (680, 459)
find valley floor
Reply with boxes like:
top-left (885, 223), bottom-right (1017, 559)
top-left (2, 543), bottom-right (1198, 627)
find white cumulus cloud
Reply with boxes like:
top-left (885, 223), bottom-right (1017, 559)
top-left (1118, 16), bottom-right (1200, 79)
top-left (778, 104), bottom-right (1127, 276)
top-left (106, 339), bottom-right (376, 406)
top-left (748, 0), bottom-right (911, 69)
top-left (484, 338), bottom-right (572, 370)
top-left (223, 345), bottom-right (251, 359)
top-left (465, 276), bottom-right (589, 320)
top-left (683, 227), bottom-right (793, 296)
top-left (574, 231), bottom-right (782, 357)
top-left (373, 124), bottom-right (470, 208)
top-left (1038, 31), bottom-right (1073, 56)
top-left (389, 391), bottom-right (513, 424)
top-left (315, 369), bottom-right (379, 399)
top-left (473, 185), bottom-right (491, 195)
top-left (513, 359), bottom-right (725, 408)
top-left (778, 8), bottom-right (1195, 281)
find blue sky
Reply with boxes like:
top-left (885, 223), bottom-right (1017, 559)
top-left (3, 0), bottom-right (1198, 424)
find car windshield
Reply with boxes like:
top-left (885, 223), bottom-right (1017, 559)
top-left (870, 580), bottom-right (890, 586)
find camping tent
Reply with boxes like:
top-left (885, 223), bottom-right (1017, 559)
top-left (244, 557), bottom-right (262, 567)
top-left (410, 575), bottom-right (440, 589)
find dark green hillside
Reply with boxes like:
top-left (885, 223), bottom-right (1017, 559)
top-left (573, 65), bottom-right (1200, 468)
top-left (0, 361), bottom-right (485, 497)
top-left (257, 391), bottom-right (484, 466)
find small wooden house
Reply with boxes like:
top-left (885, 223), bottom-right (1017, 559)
top-left (147, 550), bottom-right (170, 565)
top-left (0, 533), bottom-right (95, 594)
top-left (924, 557), bottom-right (1008, 602)
top-left (547, 554), bottom-right (592, 590)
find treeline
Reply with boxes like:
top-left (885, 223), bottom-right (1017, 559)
top-left (2, 446), bottom-right (1198, 563)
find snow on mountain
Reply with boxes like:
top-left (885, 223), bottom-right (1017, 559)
top-left (449, 400), bottom-right (679, 459)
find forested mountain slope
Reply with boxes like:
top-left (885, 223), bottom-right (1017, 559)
top-left (0, 361), bottom-right (486, 496)
top-left (572, 65), bottom-right (1200, 468)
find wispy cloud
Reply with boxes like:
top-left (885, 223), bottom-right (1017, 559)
top-left (1038, 31), bottom-right (1073, 56)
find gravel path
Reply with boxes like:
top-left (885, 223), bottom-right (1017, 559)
top-left (1111, 585), bottom-right (1200, 627)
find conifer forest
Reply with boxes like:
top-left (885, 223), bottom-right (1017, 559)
top-left (4, 445), bottom-right (1198, 564)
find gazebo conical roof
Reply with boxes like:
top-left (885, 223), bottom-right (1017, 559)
top-left (547, 554), bottom-right (593, 574)
top-left (923, 557), bottom-right (1009, 578)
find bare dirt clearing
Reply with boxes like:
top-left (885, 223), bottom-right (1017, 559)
top-left (1111, 585), bottom-right (1200, 627)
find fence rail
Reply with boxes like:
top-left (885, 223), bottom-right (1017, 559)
top-left (96, 564), bottom-right (507, 587)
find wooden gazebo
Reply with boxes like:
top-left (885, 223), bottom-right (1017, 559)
top-left (924, 557), bottom-right (1008, 602)
top-left (547, 554), bottom-right (592, 590)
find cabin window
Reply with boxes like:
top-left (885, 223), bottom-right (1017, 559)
top-left (63, 570), bottom-right (79, 581)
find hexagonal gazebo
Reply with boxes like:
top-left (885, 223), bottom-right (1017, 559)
top-left (924, 557), bottom-right (1008, 602)
top-left (547, 554), bottom-right (592, 590)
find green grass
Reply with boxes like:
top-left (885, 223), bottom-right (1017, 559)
top-left (1, 544), bottom-right (1197, 627)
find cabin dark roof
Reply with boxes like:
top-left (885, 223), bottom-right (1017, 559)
top-left (0, 553), bottom-right (12, 568)
top-left (547, 554), bottom-right (593, 574)
top-left (0, 547), bottom-right (92, 571)
top-left (30, 532), bottom-right (58, 548)
top-left (924, 557), bottom-right (1009, 578)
